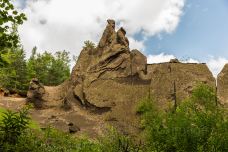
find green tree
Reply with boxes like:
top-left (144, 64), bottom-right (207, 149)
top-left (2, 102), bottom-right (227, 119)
top-left (48, 50), bottom-right (71, 85)
top-left (0, 0), bottom-right (28, 95)
top-left (0, 47), bottom-right (28, 95)
top-left (0, 0), bottom-right (27, 66)
top-left (0, 106), bottom-right (30, 145)
top-left (27, 49), bottom-right (71, 86)
top-left (138, 84), bottom-right (228, 152)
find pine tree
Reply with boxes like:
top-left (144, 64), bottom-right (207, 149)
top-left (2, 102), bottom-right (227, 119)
top-left (27, 49), bottom-right (70, 86)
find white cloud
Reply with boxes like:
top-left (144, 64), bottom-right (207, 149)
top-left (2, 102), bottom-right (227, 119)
top-left (182, 58), bottom-right (199, 63)
top-left (147, 53), bottom-right (199, 64)
top-left (128, 37), bottom-right (145, 51)
top-left (18, 0), bottom-right (185, 57)
top-left (147, 53), bottom-right (228, 78)
top-left (206, 57), bottom-right (228, 78)
top-left (147, 53), bottom-right (176, 63)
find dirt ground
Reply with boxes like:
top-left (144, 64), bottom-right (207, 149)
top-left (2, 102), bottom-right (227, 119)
top-left (0, 92), bottom-right (106, 138)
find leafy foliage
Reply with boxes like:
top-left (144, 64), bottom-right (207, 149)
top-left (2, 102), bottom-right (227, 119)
top-left (138, 84), bottom-right (228, 152)
top-left (0, 0), bottom-right (27, 66)
top-left (0, 48), bottom-right (28, 95)
top-left (0, 106), bottom-right (30, 146)
top-left (0, 1), bottom-right (28, 95)
top-left (22, 127), bottom-right (101, 152)
top-left (0, 108), bottom-right (143, 152)
top-left (99, 127), bottom-right (143, 152)
top-left (27, 48), bottom-right (71, 86)
top-left (83, 40), bottom-right (95, 50)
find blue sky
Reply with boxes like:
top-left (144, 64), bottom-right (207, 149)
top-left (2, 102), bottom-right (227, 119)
top-left (16, 0), bottom-right (228, 76)
top-left (144, 0), bottom-right (228, 62)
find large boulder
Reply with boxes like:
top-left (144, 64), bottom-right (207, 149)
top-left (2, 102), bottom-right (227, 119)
top-left (217, 64), bottom-right (228, 106)
top-left (27, 78), bottom-right (45, 108)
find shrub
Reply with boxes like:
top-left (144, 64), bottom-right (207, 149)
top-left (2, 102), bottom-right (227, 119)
top-left (99, 127), bottom-right (143, 152)
top-left (0, 108), bottom-right (142, 152)
top-left (138, 84), bottom-right (228, 152)
top-left (83, 40), bottom-right (95, 50)
top-left (0, 106), bottom-right (30, 145)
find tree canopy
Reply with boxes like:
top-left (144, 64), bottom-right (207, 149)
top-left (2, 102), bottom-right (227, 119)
top-left (0, 0), bottom-right (27, 66)
top-left (27, 48), bottom-right (71, 86)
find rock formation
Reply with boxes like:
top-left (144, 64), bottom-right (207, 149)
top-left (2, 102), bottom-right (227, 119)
top-left (70, 19), bottom-right (148, 109)
top-left (62, 19), bottom-right (216, 134)
top-left (147, 63), bottom-right (215, 108)
top-left (27, 78), bottom-right (45, 108)
top-left (28, 19), bottom-right (218, 136)
top-left (217, 64), bottom-right (228, 106)
top-left (169, 58), bottom-right (180, 63)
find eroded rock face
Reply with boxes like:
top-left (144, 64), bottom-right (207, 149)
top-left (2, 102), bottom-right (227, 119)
top-left (27, 78), bottom-right (45, 108)
top-left (217, 64), bottom-right (228, 106)
top-left (98, 19), bottom-right (116, 49)
top-left (64, 19), bottom-right (216, 135)
top-left (70, 19), bottom-right (147, 109)
top-left (147, 63), bottom-right (216, 108)
top-left (131, 49), bottom-right (147, 77)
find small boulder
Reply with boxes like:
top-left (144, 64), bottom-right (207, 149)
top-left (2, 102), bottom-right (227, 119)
top-left (169, 58), bottom-right (180, 63)
top-left (68, 122), bottom-right (74, 126)
top-left (3, 88), bottom-right (10, 97)
top-left (69, 125), bottom-right (80, 133)
top-left (27, 78), bottom-right (45, 108)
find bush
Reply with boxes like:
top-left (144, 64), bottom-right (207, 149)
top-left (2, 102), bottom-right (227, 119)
top-left (0, 107), bottom-right (30, 144)
top-left (99, 127), bottom-right (143, 152)
top-left (83, 40), bottom-right (95, 50)
top-left (0, 106), bottom-right (31, 151)
top-left (0, 106), bottom-right (142, 152)
top-left (138, 84), bottom-right (228, 152)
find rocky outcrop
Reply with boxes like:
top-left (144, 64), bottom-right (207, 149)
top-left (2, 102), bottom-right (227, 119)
top-left (63, 19), bottom-right (216, 135)
top-left (147, 63), bottom-right (216, 108)
top-left (131, 49), bottom-right (147, 77)
top-left (27, 78), bottom-right (45, 108)
top-left (23, 18), bottom-right (227, 138)
top-left (169, 58), bottom-right (180, 63)
top-left (217, 64), bottom-right (228, 106)
top-left (70, 19), bottom-right (147, 109)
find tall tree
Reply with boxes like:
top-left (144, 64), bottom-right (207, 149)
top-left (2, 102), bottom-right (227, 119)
top-left (0, 47), bottom-right (28, 95)
top-left (27, 50), bottom-right (71, 86)
top-left (0, 0), bottom-right (27, 66)
top-left (0, 24), bottom-right (29, 95)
